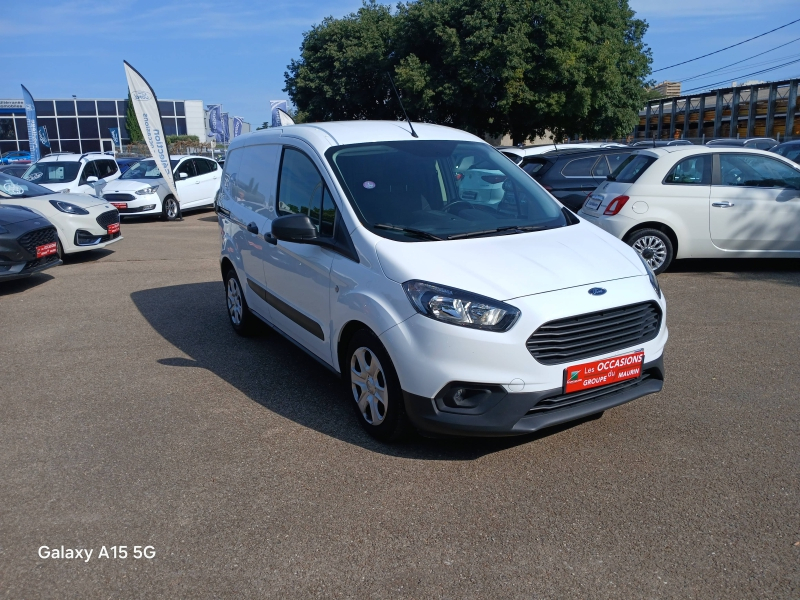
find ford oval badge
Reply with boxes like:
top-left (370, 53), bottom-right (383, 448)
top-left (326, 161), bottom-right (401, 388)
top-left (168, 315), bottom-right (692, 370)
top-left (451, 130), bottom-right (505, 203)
top-left (588, 287), bottom-right (607, 296)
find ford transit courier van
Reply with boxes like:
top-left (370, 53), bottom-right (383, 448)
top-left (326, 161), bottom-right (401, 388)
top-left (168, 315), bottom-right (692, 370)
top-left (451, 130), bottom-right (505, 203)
top-left (217, 121), bottom-right (667, 440)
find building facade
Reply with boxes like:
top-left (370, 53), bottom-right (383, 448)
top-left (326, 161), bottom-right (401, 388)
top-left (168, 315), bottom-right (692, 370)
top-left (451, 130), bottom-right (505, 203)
top-left (651, 81), bottom-right (681, 98)
top-left (0, 97), bottom-right (250, 155)
top-left (636, 78), bottom-right (800, 141)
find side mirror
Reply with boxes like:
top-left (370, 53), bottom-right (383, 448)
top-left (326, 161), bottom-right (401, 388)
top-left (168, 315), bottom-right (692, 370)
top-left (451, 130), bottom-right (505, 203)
top-left (270, 214), bottom-right (318, 243)
top-left (87, 176), bottom-right (98, 183)
top-left (179, 172), bottom-right (188, 179)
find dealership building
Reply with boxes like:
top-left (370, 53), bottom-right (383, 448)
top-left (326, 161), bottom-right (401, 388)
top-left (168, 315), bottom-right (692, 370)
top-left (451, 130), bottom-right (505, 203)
top-left (0, 97), bottom-right (250, 155)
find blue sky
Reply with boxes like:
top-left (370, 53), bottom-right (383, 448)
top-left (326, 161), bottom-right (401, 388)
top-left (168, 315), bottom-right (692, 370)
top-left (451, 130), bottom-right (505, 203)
top-left (1, 0), bottom-right (799, 127)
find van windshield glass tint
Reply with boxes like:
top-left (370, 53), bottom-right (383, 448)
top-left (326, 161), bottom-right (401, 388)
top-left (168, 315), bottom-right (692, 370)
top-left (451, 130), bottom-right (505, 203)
top-left (609, 154), bottom-right (656, 183)
top-left (326, 141), bottom-right (568, 241)
top-left (121, 159), bottom-right (180, 179)
top-left (23, 162), bottom-right (81, 184)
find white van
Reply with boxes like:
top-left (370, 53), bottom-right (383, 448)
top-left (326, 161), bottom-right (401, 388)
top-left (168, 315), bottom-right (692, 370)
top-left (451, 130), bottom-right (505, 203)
top-left (23, 152), bottom-right (121, 195)
top-left (217, 121), bottom-right (668, 440)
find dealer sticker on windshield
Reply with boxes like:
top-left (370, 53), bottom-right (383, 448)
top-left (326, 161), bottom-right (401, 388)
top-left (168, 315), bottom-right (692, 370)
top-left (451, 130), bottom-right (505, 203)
top-left (564, 350), bottom-right (644, 394)
top-left (584, 196), bottom-right (602, 211)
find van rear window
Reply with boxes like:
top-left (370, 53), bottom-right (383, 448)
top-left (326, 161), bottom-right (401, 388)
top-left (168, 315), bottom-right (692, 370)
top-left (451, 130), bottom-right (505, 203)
top-left (609, 154), bottom-right (656, 183)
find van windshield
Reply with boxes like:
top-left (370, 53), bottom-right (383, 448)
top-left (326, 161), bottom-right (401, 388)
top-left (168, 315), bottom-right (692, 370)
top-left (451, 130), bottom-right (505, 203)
top-left (23, 161), bottom-right (81, 184)
top-left (325, 140), bottom-right (569, 241)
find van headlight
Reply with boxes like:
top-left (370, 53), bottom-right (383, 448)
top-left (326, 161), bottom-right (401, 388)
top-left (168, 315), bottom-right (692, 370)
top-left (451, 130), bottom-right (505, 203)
top-left (637, 253), bottom-right (661, 298)
top-left (136, 186), bottom-right (159, 195)
top-left (402, 280), bottom-right (520, 332)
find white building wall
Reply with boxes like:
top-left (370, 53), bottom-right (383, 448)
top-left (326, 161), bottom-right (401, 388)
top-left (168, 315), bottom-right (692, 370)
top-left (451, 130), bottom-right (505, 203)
top-left (184, 100), bottom-right (206, 142)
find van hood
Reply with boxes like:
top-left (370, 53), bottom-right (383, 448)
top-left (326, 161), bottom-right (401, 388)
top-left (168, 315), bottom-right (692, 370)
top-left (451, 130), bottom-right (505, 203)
top-left (375, 221), bottom-right (645, 300)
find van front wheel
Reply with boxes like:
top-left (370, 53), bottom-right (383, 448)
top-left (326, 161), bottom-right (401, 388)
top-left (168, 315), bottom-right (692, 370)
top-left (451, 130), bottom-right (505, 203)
top-left (347, 329), bottom-right (409, 441)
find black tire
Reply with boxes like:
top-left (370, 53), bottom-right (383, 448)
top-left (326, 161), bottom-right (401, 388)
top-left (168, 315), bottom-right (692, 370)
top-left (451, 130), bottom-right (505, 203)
top-left (626, 228), bottom-right (674, 275)
top-left (346, 329), bottom-right (409, 441)
top-left (223, 267), bottom-right (258, 336)
top-left (56, 238), bottom-right (65, 262)
top-left (162, 196), bottom-right (180, 221)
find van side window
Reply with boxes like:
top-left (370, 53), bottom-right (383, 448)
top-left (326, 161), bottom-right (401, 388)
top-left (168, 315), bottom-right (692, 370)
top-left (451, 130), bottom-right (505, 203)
top-left (278, 148), bottom-right (324, 218)
top-left (96, 160), bottom-right (118, 179)
top-left (233, 145), bottom-right (281, 212)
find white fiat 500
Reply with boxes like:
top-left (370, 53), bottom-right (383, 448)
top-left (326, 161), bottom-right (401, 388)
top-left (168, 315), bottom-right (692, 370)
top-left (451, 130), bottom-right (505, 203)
top-left (217, 121), bottom-right (667, 440)
top-left (101, 155), bottom-right (221, 220)
top-left (578, 146), bottom-right (800, 273)
top-left (0, 172), bottom-right (121, 256)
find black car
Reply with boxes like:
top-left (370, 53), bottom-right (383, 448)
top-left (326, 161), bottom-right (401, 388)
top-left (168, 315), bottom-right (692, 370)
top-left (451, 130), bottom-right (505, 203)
top-left (0, 205), bottom-right (62, 281)
top-left (770, 140), bottom-right (800, 165)
top-left (519, 147), bottom-right (635, 211)
top-left (705, 137), bottom-right (777, 150)
top-left (0, 164), bottom-right (29, 178)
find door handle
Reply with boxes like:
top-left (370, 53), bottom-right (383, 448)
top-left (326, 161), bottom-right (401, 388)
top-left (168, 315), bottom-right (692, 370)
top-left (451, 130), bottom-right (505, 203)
top-left (264, 232), bottom-right (278, 245)
top-left (712, 201), bottom-right (735, 208)
top-left (246, 222), bottom-right (259, 234)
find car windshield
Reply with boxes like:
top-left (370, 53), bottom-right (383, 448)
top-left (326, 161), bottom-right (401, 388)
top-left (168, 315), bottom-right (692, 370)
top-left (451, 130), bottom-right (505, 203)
top-left (0, 172), bottom-right (55, 198)
top-left (325, 140), bottom-right (569, 241)
top-left (121, 159), bottom-right (179, 179)
top-left (23, 161), bottom-right (81, 184)
top-left (609, 154), bottom-right (656, 183)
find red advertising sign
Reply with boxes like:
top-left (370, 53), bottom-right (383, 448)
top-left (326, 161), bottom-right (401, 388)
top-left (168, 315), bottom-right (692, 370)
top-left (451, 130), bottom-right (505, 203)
top-left (107, 223), bottom-right (120, 235)
top-left (36, 242), bottom-right (57, 258)
top-left (564, 350), bottom-right (644, 394)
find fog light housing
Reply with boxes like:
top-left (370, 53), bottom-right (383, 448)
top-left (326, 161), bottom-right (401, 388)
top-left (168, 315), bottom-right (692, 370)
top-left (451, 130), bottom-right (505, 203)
top-left (434, 382), bottom-right (507, 414)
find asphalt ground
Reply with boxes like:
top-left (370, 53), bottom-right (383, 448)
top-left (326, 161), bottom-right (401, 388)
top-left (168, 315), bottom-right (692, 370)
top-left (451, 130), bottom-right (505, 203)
top-left (1, 211), bottom-right (799, 599)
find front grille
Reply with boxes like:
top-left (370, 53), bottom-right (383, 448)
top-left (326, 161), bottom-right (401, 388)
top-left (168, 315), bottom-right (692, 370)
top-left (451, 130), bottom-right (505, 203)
top-left (102, 193), bottom-right (136, 202)
top-left (23, 253), bottom-right (60, 272)
top-left (526, 369), bottom-right (660, 414)
top-left (119, 205), bottom-right (152, 214)
top-left (16, 226), bottom-right (57, 256)
top-left (526, 301), bottom-right (662, 365)
top-left (95, 209), bottom-right (120, 229)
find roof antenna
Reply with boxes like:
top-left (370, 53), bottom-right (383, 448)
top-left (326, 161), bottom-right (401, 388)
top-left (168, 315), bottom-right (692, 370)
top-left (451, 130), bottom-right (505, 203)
top-left (387, 72), bottom-right (418, 138)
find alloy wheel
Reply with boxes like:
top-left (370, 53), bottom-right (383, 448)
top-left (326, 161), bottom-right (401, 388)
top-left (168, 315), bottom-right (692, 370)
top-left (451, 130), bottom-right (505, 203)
top-left (350, 347), bottom-right (388, 426)
top-left (632, 235), bottom-right (668, 270)
top-left (226, 277), bottom-right (243, 325)
top-left (166, 198), bottom-right (178, 219)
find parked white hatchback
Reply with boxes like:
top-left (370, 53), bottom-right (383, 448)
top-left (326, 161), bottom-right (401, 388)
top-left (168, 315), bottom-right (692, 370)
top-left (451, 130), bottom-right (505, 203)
top-left (0, 172), bottom-right (122, 256)
top-left (101, 155), bottom-right (221, 220)
top-left (578, 146), bottom-right (800, 273)
top-left (22, 152), bottom-right (121, 195)
top-left (218, 121), bottom-right (667, 440)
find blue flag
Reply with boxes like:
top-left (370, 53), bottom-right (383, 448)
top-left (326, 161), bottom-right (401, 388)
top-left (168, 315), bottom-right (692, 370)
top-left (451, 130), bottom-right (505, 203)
top-left (220, 112), bottom-right (230, 144)
top-left (270, 100), bottom-right (288, 128)
top-left (233, 116), bottom-right (243, 138)
top-left (21, 85), bottom-right (40, 162)
top-left (109, 127), bottom-right (120, 146)
top-left (207, 105), bottom-right (224, 143)
top-left (38, 125), bottom-right (50, 149)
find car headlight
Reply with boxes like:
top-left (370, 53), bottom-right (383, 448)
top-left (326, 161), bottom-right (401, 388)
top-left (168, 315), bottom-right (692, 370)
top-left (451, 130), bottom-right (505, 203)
top-left (637, 252), bottom-right (661, 298)
top-left (49, 200), bottom-right (89, 215)
top-left (136, 186), bottom-right (159, 195)
top-left (402, 280), bottom-right (521, 332)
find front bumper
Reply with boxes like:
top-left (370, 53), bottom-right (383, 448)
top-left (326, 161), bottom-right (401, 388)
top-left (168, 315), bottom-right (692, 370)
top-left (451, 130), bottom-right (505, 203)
top-left (403, 355), bottom-right (664, 437)
top-left (0, 254), bottom-right (62, 281)
top-left (102, 193), bottom-right (161, 216)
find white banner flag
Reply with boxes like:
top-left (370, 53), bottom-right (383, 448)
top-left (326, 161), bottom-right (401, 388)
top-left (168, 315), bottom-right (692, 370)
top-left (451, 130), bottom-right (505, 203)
top-left (123, 61), bottom-right (178, 201)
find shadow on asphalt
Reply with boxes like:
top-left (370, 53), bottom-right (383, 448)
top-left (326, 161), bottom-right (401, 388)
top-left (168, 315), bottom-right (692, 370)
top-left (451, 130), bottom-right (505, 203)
top-left (196, 215), bottom-right (219, 223)
top-left (63, 248), bottom-right (114, 264)
top-left (131, 281), bottom-right (590, 460)
top-left (0, 273), bottom-right (54, 296)
top-left (667, 257), bottom-right (800, 287)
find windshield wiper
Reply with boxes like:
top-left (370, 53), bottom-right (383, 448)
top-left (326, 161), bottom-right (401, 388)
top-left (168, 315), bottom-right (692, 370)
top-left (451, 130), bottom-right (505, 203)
top-left (373, 223), bottom-right (443, 241)
top-left (447, 225), bottom-right (547, 240)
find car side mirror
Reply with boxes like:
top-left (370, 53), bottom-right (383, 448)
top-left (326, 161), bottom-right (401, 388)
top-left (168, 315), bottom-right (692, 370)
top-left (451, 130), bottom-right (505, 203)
top-left (87, 176), bottom-right (98, 183)
top-left (179, 172), bottom-right (188, 179)
top-left (270, 214), bottom-right (318, 243)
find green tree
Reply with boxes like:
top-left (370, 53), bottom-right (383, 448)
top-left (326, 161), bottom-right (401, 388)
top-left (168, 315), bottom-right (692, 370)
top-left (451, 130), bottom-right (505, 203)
top-left (125, 92), bottom-right (143, 142)
top-left (284, 0), bottom-right (651, 141)
top-left (256, 122), bottom-right (270, 130)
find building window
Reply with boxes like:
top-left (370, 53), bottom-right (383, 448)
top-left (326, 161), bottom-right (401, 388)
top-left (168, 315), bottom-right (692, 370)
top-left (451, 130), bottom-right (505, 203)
top-left (177, 118), bottom-right (187, 135)
top-left (98, 118), bottom-right (118, 139)
top-left (35, 101), bottom-right (55, 116)
top-left (57, 117), bottom-right (79, 139)
top-left (116, 100), bottom-right (128, 116)
top-left (79, 117), bottom-right (100, 139)
top-left (158, 101), bottom-right (175, 117)
top-left (77, 101), bottom-right (96, 116)
top-left (60, 140), bottom-right (80, 153)
top-left (163, 118), bottom-right (177, 136)
top-left (175, 102), bottom-right (185, 116)
top-left (55, 100), bottom-right (76, 116)
top-left (98, 101), bottom-right (117, 116)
